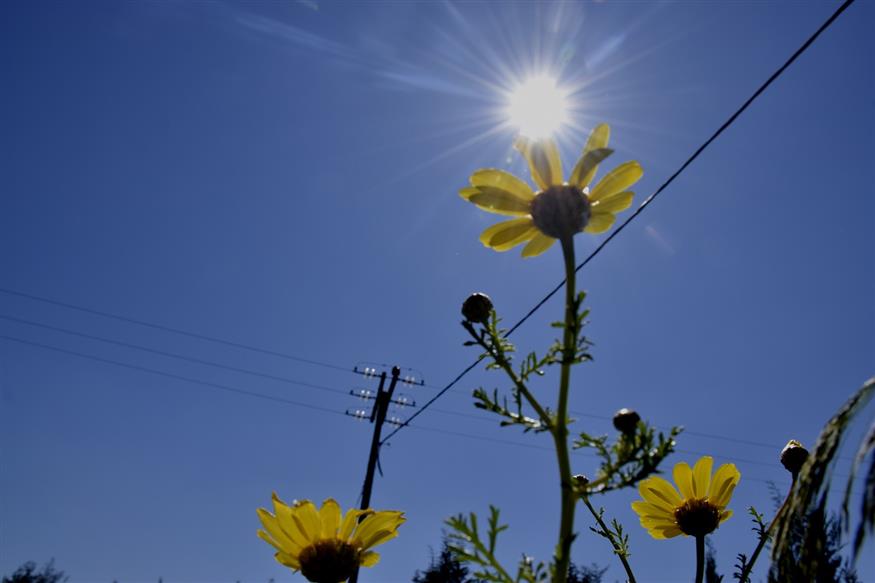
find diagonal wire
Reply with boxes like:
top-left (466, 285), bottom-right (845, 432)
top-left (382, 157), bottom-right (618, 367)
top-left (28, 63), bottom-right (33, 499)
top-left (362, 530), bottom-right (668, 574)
top-left (0, 314), bottom-right (349, 396)
top-left (4, 310), bottom-right (851, 458)
top-left (381, 0), bottom-right (856, 446)
top-left (0, 287), bottom-right (352, 374)
top-left (1, 309), bottom-right (853, 459)
top-left (0, 335), bottom-right (346, 416)
top-left (1, 333), bottom-right (858, 482)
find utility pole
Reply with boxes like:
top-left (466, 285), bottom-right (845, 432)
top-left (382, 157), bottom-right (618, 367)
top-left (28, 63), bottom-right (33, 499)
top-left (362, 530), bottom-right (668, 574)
top-left (348, 366), bottom-right (400, 583)
top-left (359, 366), bottom-right (399, 511)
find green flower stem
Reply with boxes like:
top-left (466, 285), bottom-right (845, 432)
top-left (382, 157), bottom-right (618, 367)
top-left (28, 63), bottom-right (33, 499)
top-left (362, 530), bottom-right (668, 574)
top-left (695, 535), bottom-right (705, 583)
top-left (581, 496), bottom-right (637, 583)
top-left (737, 479), bottom-right (795, 583)
top-left (552, 235), bottom-right (578, 583)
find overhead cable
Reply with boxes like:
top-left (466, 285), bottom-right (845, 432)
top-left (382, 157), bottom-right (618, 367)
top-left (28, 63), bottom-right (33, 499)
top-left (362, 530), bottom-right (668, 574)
top-left (380, 0), bottom-right (856, 445)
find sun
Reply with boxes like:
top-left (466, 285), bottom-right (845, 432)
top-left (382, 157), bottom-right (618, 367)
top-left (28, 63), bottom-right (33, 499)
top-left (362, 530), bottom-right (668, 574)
top-left (507, 75), bottom-right (569, 139)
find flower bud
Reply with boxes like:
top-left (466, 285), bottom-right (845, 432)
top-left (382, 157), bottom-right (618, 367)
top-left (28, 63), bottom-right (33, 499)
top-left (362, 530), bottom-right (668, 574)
top-left (780, 439), bottom-right (809, 476)
top-left (462, 292), bottom-right (493, 324)
top-left (612, 408), bottom-right (641, 434)
top-left (573, 474), bottom-right (589, 487)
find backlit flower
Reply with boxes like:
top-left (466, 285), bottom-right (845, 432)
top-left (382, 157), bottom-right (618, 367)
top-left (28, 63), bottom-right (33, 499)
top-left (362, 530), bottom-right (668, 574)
top-left (257, 494), bottom-right (405, 583)
top-left (631, 456), bottom-right (740, 539)
top-left (459, 124), bottom-right (642, 257)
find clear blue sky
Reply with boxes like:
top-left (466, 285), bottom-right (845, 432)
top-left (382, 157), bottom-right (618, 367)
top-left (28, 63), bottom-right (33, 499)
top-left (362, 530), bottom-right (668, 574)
top-left (1, 1), bottom-right (873, 582)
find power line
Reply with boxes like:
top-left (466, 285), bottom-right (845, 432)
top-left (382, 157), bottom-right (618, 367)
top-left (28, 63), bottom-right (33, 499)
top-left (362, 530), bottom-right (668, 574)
top-left (0, 314), bottom-right (350, 397)
top-left (0, 334), bottom-right (346, 416)
top-left (400, 422), bottom-right (857, 493)
top-left (4, 312), bottom-right (824, 459)
top-left (406, 378), bottom-right (823, 453)
top-left (0, 287), bottom-right (352, 374)
top-left (1, 333), bottom-right (857, 483)
top-left (406, 385), bottom-right (829, 455)
top-left (565, 409), bottom-right (855, 460)
top-left (380, 0), bottom-right (856, 446)
top-left (425, 403), bottom-right (855, 464)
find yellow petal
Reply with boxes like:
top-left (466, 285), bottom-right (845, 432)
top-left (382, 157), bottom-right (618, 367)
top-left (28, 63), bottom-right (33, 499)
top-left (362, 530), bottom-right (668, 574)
top-left (570, 148), bottom-right (613, 189)
top-left (479, 218), bottom-right (537, 251)
top-left (276, 550), bottom-right (301, 570)
top-left (709, 464), bottom-right (740, 508)
top-left (583, 212), bottom-right (616, 234)
top-left (631, 501), bottom-right (673, 521)
top-left (588, 123), bottom-right (611, 147)
top-left (646, 528), bottom-right (667, 540)
top-left (647, 524), bottom-right (682, 540)
top-left (570, 123), bottom-right (611, 188)
top-left (520, 232), bottom-right (557, 257)
top-left (291, 500), bottom-right (322, 544)
top-left (673, 462), bottom-right (695, 500)
top-left (353, 511), bottom-right (405, 550)
top-left (590, 161), bottom-right (643, 202)
top-left (692, 457), bottom-right (713, 499)
top-left (638, 476), bottom-right (682, 511)
top-left (641, 520), bottom-right (678, 530)
top-left (257, 529), bottom-right (284, 554)
top-left (257, 510), bottom-right (299, 553)
top-left (359, 550), bottom-right (381, 567)
top-left (459, 186), bottom-right (479, 201)
top-left (272, 496), bottom-right (310, 549)
top-left (655, 525), bottom-right (683, 539)
top-left (357, 528), bottom-right (400, 550)
top-left (640, 515), bottom-right (678, 528)
top-left (515, 136), bottom-right (563, 190)
top-left (361, 510), bottom-right (405, 531)
top-left (591, 190), bottom-right (633, 214)
top-left (467, 187), bottom-right (533, 216)
top-left (470, 168), bottom-right (534, 201)
top-left (319, 498), bottom-right (342, 539)
top-left (720, 509), bottom-right (733, 523)
top-left (339, 508), bottom-right (371, 541)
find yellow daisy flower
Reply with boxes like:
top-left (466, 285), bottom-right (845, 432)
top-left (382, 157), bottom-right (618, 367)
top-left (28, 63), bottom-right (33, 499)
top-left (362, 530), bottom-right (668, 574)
top-left (257, 493), bottom-right (405, 583)
top-left (631, 456), bottom-right (740, 539)
top-left (459, 124), bottom-right (643, 257)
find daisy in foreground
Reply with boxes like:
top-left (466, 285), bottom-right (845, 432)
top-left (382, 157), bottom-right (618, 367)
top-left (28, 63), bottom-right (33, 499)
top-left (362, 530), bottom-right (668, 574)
top-left (632, 456), bottom-right (740, 539)
top-left (459, 123), bottom-right (642, 257)
top-left (632, 456), bottom-right (740, 582)
top-left (257, 493), bottom-right (405, 583)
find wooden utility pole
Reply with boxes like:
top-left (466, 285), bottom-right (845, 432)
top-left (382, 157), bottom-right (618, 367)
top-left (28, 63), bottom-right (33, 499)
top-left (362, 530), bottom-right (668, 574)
top-left (348, 365), bottom-right (400, 583)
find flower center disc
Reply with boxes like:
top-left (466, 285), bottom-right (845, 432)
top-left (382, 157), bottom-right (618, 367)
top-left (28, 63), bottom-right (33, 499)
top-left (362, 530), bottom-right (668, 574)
top-left (530, 185), bottom-right (591, 240)
top-left (299, 540), bottom-right (360, 583)
top-left (674, 498), bottom-right (722, 538)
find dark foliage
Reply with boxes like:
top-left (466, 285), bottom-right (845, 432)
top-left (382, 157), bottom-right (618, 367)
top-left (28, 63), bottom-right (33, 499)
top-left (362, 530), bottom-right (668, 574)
top-left (768, 508), bottom-right (858, 583)
top-left (566, 563), bottom-right (607, 583)
top-left (414, 537), bottom-right (605, 583)
top-left (704, 540), bottom-right (723, 583)
top-left (2, 561), bottom-right (67, 583)
top-left (773, 378), bottom-right (873, 567)
top-left (413, 540), bottom-right (483, 583)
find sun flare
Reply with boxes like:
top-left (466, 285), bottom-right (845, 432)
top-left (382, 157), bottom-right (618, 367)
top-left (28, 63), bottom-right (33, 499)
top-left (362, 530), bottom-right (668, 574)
top-left (507, 76), bottom-right (568, 139)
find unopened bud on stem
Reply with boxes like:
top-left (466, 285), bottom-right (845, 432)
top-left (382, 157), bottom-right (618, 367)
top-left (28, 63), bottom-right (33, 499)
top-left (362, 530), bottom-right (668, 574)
top-left (573, 474), bottom-right (590, 494)
top-left (780, 440), bottom-right (809, 477)
top-left (613, 408), bottom-right (641, 434)
top-left (462, 292), bottom-right (493, 324)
